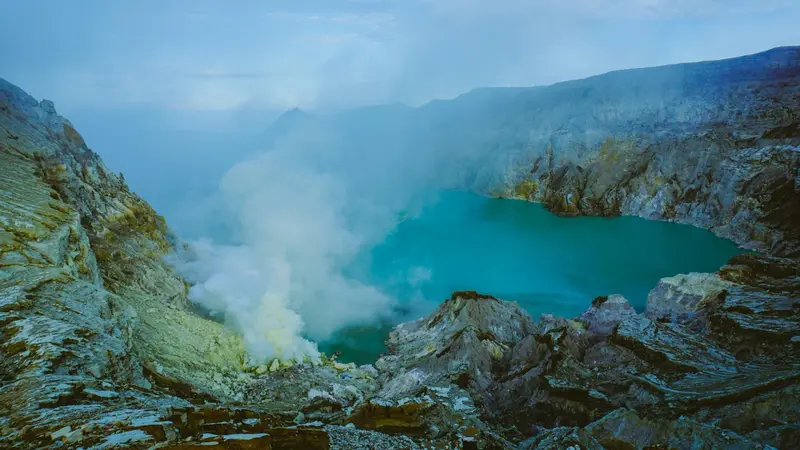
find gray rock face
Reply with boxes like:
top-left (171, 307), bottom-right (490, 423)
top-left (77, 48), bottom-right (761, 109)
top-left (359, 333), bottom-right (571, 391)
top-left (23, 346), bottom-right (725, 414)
top-left (346, 252), bottom-right (798, 448)
top-left (579, 294), bottom-right (637, 341)
top-left (585, 408), bottom-right (776, 450)
top-left (474, 47), bottom-right (800, 257)
top-left (645, 273), bottom-right (732, 324)
top-left (1, 78), bottom-right (252, 448)
top-left (376, 291), bottom-right (536, 402)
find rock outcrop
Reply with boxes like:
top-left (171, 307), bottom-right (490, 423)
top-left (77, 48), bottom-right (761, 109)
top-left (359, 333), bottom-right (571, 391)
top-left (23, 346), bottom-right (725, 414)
top-left (237, 260), bottom-right (798, 449)
top-left (2, 48), bottom-right (800, 449)
top-left (0, 78), bottom-right (258, 448)
top-left (491, 47), bottom-right (800, 257)
top-left (352, 255), bottom-right (798, 449)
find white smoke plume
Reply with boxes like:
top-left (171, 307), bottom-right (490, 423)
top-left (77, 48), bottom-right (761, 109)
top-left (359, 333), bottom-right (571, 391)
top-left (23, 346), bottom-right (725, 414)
top-left (172, 125), bottom-right (424, 363)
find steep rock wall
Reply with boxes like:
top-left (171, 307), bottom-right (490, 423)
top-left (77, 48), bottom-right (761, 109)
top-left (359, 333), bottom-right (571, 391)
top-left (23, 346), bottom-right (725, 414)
top-left (483, 48), bottom-right (800, 256)
top-left (0, 79), bottom-right (250, 447)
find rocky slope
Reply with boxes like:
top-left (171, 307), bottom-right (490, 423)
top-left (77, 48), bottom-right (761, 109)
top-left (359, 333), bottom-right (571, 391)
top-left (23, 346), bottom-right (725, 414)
top-left (0, 78), bottom-right (258, 448)
top-left (478, 47), bottom-right (800, 257)
top-left (1, 48), bottom-right (799, 449)
top-left (264, 47), bottom-right (800, 256)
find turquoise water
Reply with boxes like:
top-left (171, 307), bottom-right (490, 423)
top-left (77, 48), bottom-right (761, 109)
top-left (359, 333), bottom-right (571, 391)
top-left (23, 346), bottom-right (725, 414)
top-left (322, 190), bottom-right (743, 364)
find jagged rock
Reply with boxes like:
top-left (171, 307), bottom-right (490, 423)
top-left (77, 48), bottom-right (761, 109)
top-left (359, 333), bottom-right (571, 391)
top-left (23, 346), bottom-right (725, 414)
top-left (487, 48), bottom-right (800, 257)
top-left (612, 315), bottom-right (740, 373)
top-left (0, 77), bottom-right (248, 448)
top-left (93, 429), bottom-right (155, 449)
top-left (376, 291), bottom-right (536, 402)
top-left (346, 385), bottom-right (479, 439)
top-left (326, 425), bottom-right (420, 450)
top-left (536, 315), bottom-right (589, 360)
top-left (489, 314), bottom-right (608, 432)
top-left (167, 433), bottom-right (272, 449)
top-left (342, 292), bottom-right (538, 443)
top-left (164, 428), bottom-right (330, 450)
top-left (690, 384), bottom-right (800, 449)
top-left (579, 294), bottom-right (637, 341)
top-left (243, 362), bottom-right (378, 422)
top-left (712, 253), bottom-right (800, 363)
top-left (520, 427), bottom-right (604, 450)
top-left (719, 253), bottom-right (800, 293)
top-left (484, 252), bottom-right (799, 445)
top-left (586, 408), bottom-right (774, 450)
top-left (645, 273), bottom-right (733, 324)
top-left (347, 400), bottom-right (435, 436)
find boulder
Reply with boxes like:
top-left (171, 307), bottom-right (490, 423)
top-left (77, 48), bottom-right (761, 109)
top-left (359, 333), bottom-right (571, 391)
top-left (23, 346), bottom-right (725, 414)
top-left (645, 273), bottom-right (732, 324)
top-left (579, 294), bottom-right (638, 341)
top-left (376, 291), bottom-right (536, 402)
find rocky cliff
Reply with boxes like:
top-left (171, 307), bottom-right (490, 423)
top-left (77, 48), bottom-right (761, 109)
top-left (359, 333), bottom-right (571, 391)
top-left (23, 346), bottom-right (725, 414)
top-left (1, 48), bottom-right (799, 450)
top-left (487, 47), bottom-right (800, 257)
top-left (0, 78), bottom-right (258, 447)
top-left (260, 48), bottom-right (800, 256)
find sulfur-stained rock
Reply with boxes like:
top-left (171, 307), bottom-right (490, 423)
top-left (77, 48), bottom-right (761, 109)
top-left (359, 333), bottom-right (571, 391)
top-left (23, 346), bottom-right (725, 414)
top-left (481, 48), bottom-right (800, 258)
top-left (0, 76), bottom-right (248, 449)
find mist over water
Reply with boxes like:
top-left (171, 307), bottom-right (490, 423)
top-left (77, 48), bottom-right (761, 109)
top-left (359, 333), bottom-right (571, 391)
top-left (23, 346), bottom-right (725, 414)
top-left (171, 116), bottom-right (453, 364)
top-left (175, 161), bottom-right (743, 365)
top-left (318, 190), bottom-right (743, 364)
top-left (162, 89), bottom-right (751, 365)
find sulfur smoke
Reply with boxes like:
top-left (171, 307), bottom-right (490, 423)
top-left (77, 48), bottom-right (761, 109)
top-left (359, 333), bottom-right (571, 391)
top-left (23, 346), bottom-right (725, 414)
top-left (172, 118), bottom-right (441, 363)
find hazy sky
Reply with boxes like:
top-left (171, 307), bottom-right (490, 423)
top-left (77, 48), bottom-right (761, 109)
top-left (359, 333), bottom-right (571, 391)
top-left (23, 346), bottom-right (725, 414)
top-left (1, 0), bottom-right (798, 112)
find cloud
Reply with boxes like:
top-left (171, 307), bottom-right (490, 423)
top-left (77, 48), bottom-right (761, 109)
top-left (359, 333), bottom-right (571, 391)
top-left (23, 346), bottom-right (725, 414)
top-left (185, 71), bottom-right (285, 80)
top-left (422, 0), bottom-right (796, 19)
top-left (185, 12), bottom-right (211, 22)
top-left (173, 127), bottom-right (410, 362)
top-left (3, 0), bottom-right (798, 111)
top-left (309, 12), bottom-right (395, 25)
top-left (296, 33), bottom-right (362, 44)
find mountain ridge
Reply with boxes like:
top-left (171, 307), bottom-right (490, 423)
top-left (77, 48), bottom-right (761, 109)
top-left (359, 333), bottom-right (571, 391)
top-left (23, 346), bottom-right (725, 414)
top-left (265, 46), bottom-right (800, 126)
top-left (264, 45), bottom-right (800, 256)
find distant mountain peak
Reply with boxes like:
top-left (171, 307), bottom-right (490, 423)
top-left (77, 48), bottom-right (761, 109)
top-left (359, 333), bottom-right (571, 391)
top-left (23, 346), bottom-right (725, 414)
top-left (270, 107), bottom-right (312, 126)
top-left (278, 107), bottom-right (308, 118)
top-left (263, 107), bottom-right (318, 138)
